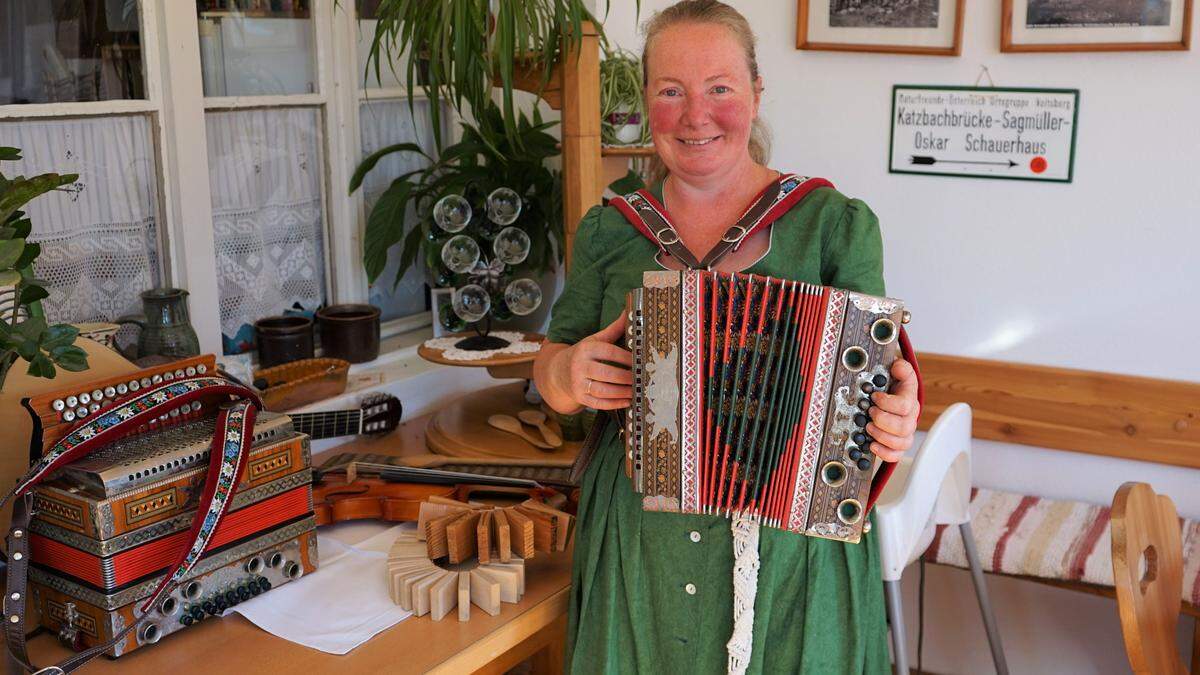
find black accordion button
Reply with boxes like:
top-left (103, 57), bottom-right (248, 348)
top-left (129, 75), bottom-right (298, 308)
top-left (189, 607), bottom-right (204, 621)
top-left (225, 590), bottom-right (238, 604)
top-left (237, 586), bottom-right (251, 600)
top-left (857, 398), bottom-right (871, 411)
top-left (853, 413), bottom-right (868, 427)
top-left (852, 432), bottom-right (867, 446)
top-left (180, 615), bottom-right (193, 626)
top-left (259, 579), bottom-right (273, 592)
top-left (873, 374), bottom-right (889, 388)
top-left (857, 458), bottom-right (872, 471)
top-left (860, 383), bottom-right (874, 394)
top-left (848, 447), bottom-right (862, 461)
top-left (202, 601), bottom-right (216, 615)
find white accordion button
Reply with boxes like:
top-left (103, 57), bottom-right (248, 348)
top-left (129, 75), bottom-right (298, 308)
top-left (689, 531), bottom-right (701, 543)
top-left (51, 399), bottom-right (65, 412)
top-left (185, 366), bottom-right (197, 377)
top-left (140, 377), bottom-right (152, 388)
top-left (128, 380), bottom-right (140, 392)
top-left (104, 386), bottom-right (117, 398)
top-left (92, 389), bottom-right (104, 400)
top-left (76, 407), bottom-right (88, 418)
top-left (197, 364), bottom-right (207, 374)
top-left (163, 372), bottom-right (174, 381)
top-left (66, 395), bottom-right (78, 408)
top-left (175, 369), bottom-right (186, 379)
top-left (79, 392), bottom-right (91, 405)
top-left (63, 411), bottom-right (75, 422)
top-left (685, 583), bottom-right (697, 595)
top-left (151, 374), bottom-right (163, 384)
top-left (89, 403), bottom-right (100, 413)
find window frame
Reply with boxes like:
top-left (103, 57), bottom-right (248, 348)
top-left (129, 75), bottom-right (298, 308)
top-left (0, 0), bottom-right (445, 355)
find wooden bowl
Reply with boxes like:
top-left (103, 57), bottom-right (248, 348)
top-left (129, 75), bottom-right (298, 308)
top-left (253, 357), bottom-right (350, 411)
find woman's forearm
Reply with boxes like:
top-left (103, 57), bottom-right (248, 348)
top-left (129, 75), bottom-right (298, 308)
top-left (533, 342), bottom-right (583, 415)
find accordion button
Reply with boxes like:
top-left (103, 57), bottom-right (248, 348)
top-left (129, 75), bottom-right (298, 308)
top-left (62, 411), bottom-right (75, 422)
top-left (152, 374), bottom-right (163, 384)
top-left (52, 399), bottom-right (65, 412)
top-left (849, 448), bottom-right (862, 461)
top-left (66, 395), bottom-right (78, 408)
top-left (175, 369), bottom-right (186, 379)
top-left (861, 383), bottom-right (874, 394)
top-left (852, 432), bottom-right (867, 446)
top-left (140, 377), bottom-right (152, 388)
top-left (76, 407), bottom-right (88, 418)
top-left (858, 398), bottom-right (871, 411)
top-left (128, 380), bottom-right (139, 392)
top-left (105, 386), bottom-right (117, 398)
top-left (164, 372), bottom-right (174, 381)
top-left (92, 389), bottom-right (104, 400)
top-left (89, 403), bottom-right (100, 413)
top-left (857, 458), bottom-right (872, 471)
top-left (197, 364), bottom-right (208, 374)
top-left (79, 393), bottom-right (91, 405)
top-left (853, 413), bottom-right (868, 427)
top-left (872, 374), bottom-right (889, 388)
top-left (689, 531), bottom-right (702, 543)
top-left (186, 367), bottom-right (197, 377)
top-left (180, 615), bottom-right (193, 626)
top-left (684, 583), bottom-right (697, 595)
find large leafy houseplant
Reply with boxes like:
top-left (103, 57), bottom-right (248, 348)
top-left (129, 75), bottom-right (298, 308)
top-left (351, 104), bottom-right (562, 310)
top-left (0, 147), bottom-right (89, 389)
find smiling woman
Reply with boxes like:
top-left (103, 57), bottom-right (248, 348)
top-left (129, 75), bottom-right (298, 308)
top-left (531, 1), bottom-right (920, 673)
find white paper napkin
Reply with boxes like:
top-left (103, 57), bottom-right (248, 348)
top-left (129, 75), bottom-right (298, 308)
top-left (225, 522), bottom-right (414, 655)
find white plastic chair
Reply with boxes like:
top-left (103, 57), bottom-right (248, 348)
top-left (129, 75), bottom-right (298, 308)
top-left (873, 402), bottom-right (1008, 675)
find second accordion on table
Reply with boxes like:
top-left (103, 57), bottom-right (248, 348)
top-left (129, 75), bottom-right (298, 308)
top-left (623, 270), bottom-right (909, 543)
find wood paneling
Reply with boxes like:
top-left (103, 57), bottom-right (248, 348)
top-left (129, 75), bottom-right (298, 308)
top-left (915, 353), bottom-right (1200, 469)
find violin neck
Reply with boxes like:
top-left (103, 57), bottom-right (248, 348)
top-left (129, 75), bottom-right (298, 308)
top-left (290, 409), bottom-right (362, 440)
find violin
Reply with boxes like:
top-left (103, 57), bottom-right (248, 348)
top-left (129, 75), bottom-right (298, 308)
top-left (311, 457), bottom-right (560, 526)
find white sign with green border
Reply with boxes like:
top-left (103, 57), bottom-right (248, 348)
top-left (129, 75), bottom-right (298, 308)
top-left (889, 85), bottom-right (1079, 183)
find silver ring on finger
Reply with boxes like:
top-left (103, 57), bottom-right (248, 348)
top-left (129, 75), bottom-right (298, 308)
top-left (585, 378), bottom-right (593, 395)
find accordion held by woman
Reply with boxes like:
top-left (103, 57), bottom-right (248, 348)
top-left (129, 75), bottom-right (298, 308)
top-left (623, 270), bottom-right (911, 543)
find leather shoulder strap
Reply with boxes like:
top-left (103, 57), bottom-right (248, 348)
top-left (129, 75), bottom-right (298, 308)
top-left (610, 174), bottom-right (834, 270)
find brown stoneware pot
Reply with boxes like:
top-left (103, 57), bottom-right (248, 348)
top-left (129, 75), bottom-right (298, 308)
top-left (254, 315), bottom-right (315, 368)
top-left (316, 304), bottom-right (381, 363)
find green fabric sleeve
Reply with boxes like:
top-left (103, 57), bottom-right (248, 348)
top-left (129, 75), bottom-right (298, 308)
top-left (819, 197), bottom-right (886, 296)
top-left (545, 205), bottom-right (606, 345)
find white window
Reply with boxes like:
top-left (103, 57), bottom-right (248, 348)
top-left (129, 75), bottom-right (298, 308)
top-left (0, 0), bottom-right (443, 356)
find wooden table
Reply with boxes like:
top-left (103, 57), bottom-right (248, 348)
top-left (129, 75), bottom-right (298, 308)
top-left (22, 415), bottom-right (573, 674)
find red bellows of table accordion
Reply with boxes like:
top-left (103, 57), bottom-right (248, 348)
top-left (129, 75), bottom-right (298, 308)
top-left (30, 486), bottom-right (311, 589)
top-left (691, 273), bottom-right (835, 523)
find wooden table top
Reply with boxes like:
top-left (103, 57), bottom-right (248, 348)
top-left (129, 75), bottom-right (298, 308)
top-left (22, 415), bottom-right (574, 674)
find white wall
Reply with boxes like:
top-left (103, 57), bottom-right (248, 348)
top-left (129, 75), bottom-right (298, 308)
top-left (600, 2), bottom-right (1200, 673)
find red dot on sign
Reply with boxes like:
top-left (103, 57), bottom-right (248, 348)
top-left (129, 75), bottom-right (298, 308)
top-left (1030, 157), bottom-right (1048, 174)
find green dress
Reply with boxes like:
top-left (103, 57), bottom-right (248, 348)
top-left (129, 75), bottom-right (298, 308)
top-left (546, 181), bottom-right (891, 674)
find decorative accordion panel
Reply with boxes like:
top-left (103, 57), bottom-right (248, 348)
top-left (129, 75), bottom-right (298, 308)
top-left (624, 271), bottom-right (906, 543)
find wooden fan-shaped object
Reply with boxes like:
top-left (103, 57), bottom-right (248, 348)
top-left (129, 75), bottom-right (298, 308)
top-left (387, 495), bottom-right (574, 621)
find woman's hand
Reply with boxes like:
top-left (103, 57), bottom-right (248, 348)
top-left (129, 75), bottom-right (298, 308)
top-left (864, 358), bottom-right (921, 463)
top-left (541, 315), bottom-right (633, 413)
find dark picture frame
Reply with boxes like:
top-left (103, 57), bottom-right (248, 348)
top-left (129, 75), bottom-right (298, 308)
top-left (1001, 0), bottom-right (1193, 52)
top-left (797, 0), bottom-right (966, 56)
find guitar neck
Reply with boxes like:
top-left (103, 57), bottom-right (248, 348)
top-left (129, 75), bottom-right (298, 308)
top-left (289, 410), bottom-right (363, 440)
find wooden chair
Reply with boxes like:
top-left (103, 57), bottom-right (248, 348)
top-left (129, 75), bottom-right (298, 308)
top-left (1112, 482), bottom-right (1190, 675)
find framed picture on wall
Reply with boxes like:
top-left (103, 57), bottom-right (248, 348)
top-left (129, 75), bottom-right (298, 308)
top-left (797, 0), bottom-right (965, 55)
top-left (1002, 0), bottom-right (1193, 52)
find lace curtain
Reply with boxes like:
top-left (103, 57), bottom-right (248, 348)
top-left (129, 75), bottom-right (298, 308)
top-left (0, 115), bottom-right (163, 325)
top-left (206, 107), bottom-right (327, 353)
top-left (360, 98), bottom-right (435, 322)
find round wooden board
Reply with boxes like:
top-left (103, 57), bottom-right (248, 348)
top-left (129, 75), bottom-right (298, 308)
top-left (426, 381), bottom-right (579, 465)
top-left (418, 332), bottom-right (545, 368)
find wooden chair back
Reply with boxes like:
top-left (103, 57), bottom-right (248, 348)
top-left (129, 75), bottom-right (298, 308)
top-left (1111, 482), bottom-right (1188, 675)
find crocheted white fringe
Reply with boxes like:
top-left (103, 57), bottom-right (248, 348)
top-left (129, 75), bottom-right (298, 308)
top-left (422, 331), bottom-right (541, 361)
top-left (727, 513), bottom-right (761, 675)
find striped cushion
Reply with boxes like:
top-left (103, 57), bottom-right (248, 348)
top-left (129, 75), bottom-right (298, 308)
top-left (924, 488), bottom-right (1200, 608)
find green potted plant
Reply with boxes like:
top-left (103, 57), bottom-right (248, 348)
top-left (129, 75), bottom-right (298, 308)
top-left (0, 147), bottom-right (90, 390)
top-left (361, 0), bottom-right (614, 148)
top-left (600, 47), bottom-right (650, 147)
top-left (351, 104), bottom-right (562, 335)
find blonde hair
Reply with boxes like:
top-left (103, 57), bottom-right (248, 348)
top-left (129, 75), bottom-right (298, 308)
top-left (641, 0), bottom-right (772, 185)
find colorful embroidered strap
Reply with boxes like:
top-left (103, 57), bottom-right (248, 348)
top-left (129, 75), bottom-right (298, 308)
top-left (1, 376), bottom-right (261, 673)
top-left (610, 174), bottom-right (834, 271)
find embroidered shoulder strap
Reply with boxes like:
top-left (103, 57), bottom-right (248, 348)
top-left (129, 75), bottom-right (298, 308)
top-left (610, 174), bottom-right (834, 270)
top-left (2, 376), bottom-right (262, 673)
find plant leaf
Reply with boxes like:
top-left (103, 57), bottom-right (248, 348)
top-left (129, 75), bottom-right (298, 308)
top-left (0, 239), bottom-right (24, 270)
top-left (26, 354), bottom-right (54, 379)
top-left (42, 323), bottom-right (78, 350)
top-left (13, 241), bottom-right (39, 270)
top-left (362, 180), bottom-right (413, 283)
top-left (349, 142), bottom-right (429, 194)
top-left (19, 284), bottom-right (48, 305)
top-left (0, 147), bottom-right (19, 161)
top-left (608, 169), bottom-right (646, 195)
top-left (0, 174), bottom-right (77, 225)
top-left (51, 345), bottom-right (89, 372)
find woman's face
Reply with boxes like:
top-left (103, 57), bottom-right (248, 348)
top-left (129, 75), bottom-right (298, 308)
top-left (645, 22), bottom-right (762, 184)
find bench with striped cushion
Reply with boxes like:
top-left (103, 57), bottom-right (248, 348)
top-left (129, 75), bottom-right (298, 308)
top-left (924, 488), bottom-right (1200, 613)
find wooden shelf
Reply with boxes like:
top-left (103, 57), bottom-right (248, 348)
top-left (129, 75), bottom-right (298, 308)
top-left (601, 145), bottom-right (656, 157)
